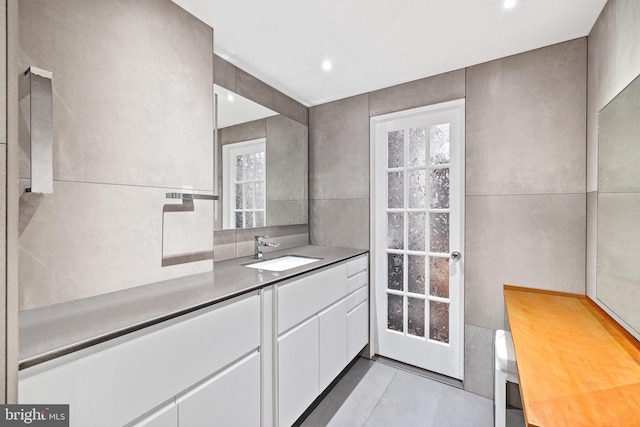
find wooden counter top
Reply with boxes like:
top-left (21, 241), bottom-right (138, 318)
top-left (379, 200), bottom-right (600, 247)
top-left (503, 286), bottom-right (640, 427)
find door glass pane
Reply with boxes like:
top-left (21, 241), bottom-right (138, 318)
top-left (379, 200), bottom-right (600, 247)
top-left (388, 294), bottom-right (403, 332)
top-left (429, 168), bottom-right (449, 209)
top-left (430, 213), bottom-right (449, 253)
top-left (408, 170), bottom-right (426, 209)
top-left (255, 152), bottom-right (265, 180)
top-left (255, 211), bottom-right (264, 227)
top-left (430, 257), bottom-right (449, 298)
top-left (388, 253), bottom-right (404, 291)
top-left (245, 153), bottom-right (255, 180)
top-left (408, 212), bottom-right (426, 251)
top-left (244, 183), bottom-right (254, 209)
top-left (388, 130), bottom-right (404, 168)
top-left (408, 297), bottom-right (425, 337)
top-left (235, 212), bottom-right (243, 228)
top-left (255, 182), bottom-right (265, 209)
top-left (235, 155), bottom-right (244, 181)
top-left (388, 213), bottom-right (404, 249)
top-left (388, 172), bottom-right (404, 209)
top-left (429, 123), bottom-right (450, 165)
top-left (235, 184), bottom-right (243, 209)
top-left (429, 301), bottom-right (449, 343)
top-left (408, 255), bottom-right (425, 294)
top-left (408, 127), bottom-right (426, 167)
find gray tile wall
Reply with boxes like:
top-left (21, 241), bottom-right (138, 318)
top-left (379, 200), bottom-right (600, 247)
top-left (466, 39), bottom-right (587, 196)
top-left (465, 38), bottom-right (587, 331)
top-left (18, 0), bottom-right (215, 310)
top-left (310, 39), bottom-right (588, 399)
top-left (309, 94), bottom-right (370, 250)
top-left (587, 0), bottom-right (640, 300)
top-left (369, 70), bottom-right (466, 117)
top-left (463, 325), bottom-right (494, 398)
top-left (214, 224), bottom-right (309, 262)
top-left (465, 194), bottom-right (586, 329)
top-left (266, 115), bottom-right (308, 226)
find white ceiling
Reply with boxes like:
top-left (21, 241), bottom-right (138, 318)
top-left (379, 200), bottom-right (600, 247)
top-left (173, 0), bottom-right (606, 107)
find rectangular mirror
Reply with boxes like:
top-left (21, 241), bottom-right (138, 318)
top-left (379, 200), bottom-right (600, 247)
top-left (597, 72), bottom-right (640, 338)
top-left (214, 84), bottom-right (308, 230)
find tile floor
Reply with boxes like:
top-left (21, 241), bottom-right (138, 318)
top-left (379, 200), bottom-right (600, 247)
top-left (299, 357), bottom-right (525, 427)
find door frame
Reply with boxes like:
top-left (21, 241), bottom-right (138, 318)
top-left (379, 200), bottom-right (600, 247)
top-left (369, 99), bottom-right (465, 378)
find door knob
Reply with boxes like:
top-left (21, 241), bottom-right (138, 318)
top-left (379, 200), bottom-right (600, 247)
top-left (451, 251), bottom-right (462, 261)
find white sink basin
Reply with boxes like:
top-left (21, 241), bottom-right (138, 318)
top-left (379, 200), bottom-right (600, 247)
top-left (244, 255), bottom-right (321, 272)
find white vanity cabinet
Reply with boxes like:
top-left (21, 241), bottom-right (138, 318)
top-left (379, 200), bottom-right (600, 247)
top-left (176, 351), bottom-right (261, 426)
top-left (276, 254), bottom-right (368, 426)
top-left (346, 265), bottom-right (369, 361)
top-left (18, 252), bottom-right (369, 427)
top-left (318, 298), bottom-right (348, 390)
top-left (277, 316), bottom-right (320, 427)
top-left (135, 403), bottom-right (178, 427)
top-left (19, 292), bottom-right (261, 427)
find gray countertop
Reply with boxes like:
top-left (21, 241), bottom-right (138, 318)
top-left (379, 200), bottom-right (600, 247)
top-left (19, 245), bottom-right (367, 369)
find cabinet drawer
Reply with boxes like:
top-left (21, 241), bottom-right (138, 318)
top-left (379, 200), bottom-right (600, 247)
top-left (278, 264), bottom-right (348, 334)
top-left (347, 271), bottom-right (368, 294)
top-left (19, 293), bottom-right (261, 427)
top-left (347, 286), bottom-right (368, 312)
top-left (347, 255), bottom-right (368, 276)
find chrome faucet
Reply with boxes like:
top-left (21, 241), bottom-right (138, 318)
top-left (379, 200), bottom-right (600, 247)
top-left (254, 236), bottom-right (280, 259)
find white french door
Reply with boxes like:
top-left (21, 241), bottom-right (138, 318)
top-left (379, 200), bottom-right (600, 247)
top-left (371, 100), bottom-right (465, 380)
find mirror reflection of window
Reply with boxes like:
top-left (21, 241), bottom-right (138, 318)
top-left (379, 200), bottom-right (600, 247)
top-left (223, 139), bottom-right (266, 229)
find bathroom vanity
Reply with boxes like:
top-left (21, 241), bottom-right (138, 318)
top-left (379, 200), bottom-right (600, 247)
top-left (18, 246), bottom-right (369, 427)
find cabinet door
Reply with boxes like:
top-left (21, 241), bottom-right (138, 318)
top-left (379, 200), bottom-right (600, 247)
top-left (178, 352), bottom-right (260, 427)
top-left (278, 264), bottom-right (348, 334)
top-left (134, 403), bottom-right (178, 427)
top-left (318, 299), bottom-right (348, 391)
top-left (348, 301), bottom-right (369, 361)
top-left (278, 316), bottom-right (319, 427)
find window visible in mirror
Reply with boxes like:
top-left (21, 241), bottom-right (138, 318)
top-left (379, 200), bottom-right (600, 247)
top-left (223, 138), bottom-right (266, 229)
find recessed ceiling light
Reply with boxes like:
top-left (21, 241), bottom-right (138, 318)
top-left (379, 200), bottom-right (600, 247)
top-left (503, 0), bottom-right (516, 9)
top-left (227, 94), bottom-right (234, 102)
top-left (322, 60), bottom-right (332, 71)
